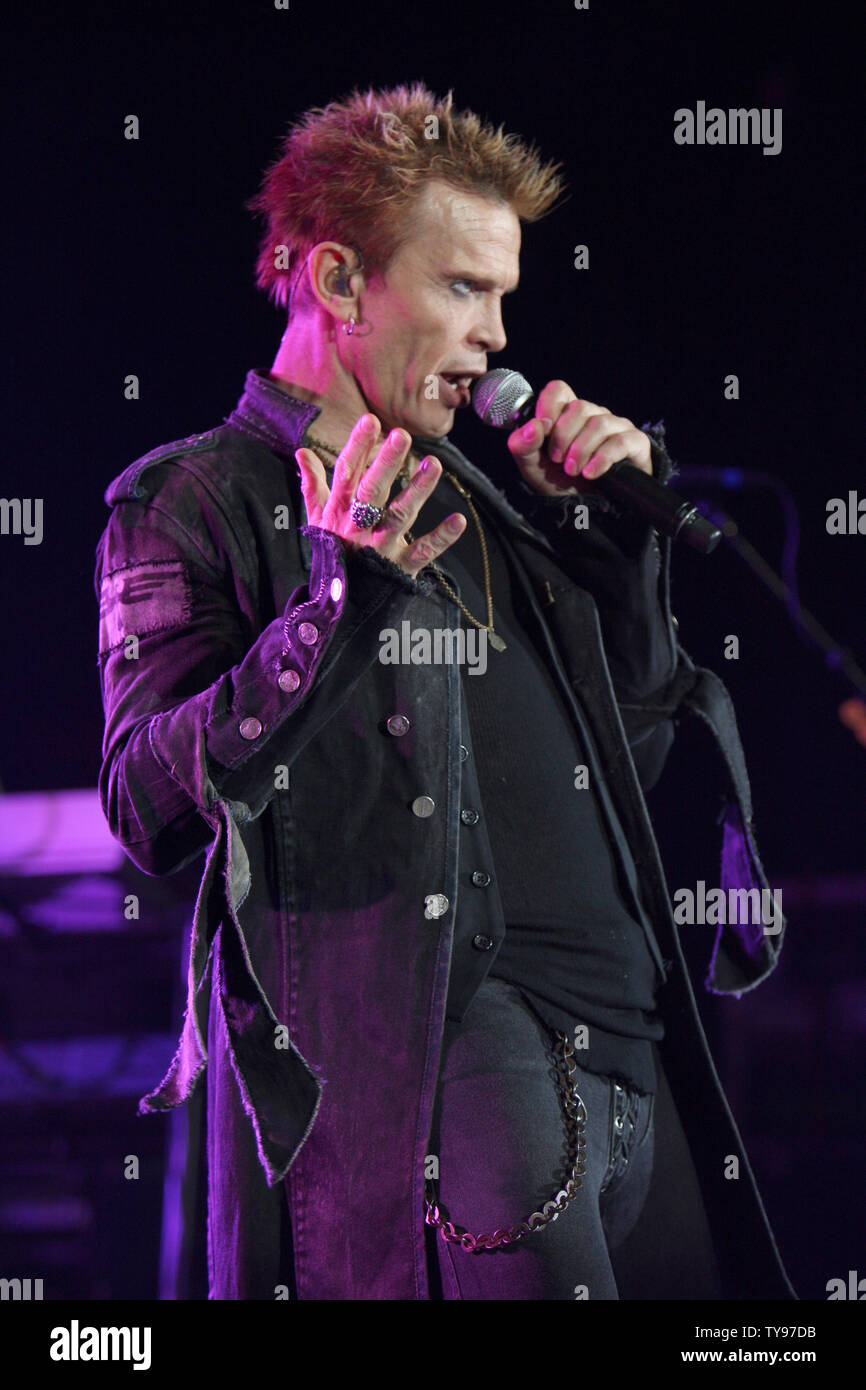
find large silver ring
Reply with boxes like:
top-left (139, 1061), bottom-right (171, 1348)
top-left (350, 497), bottom-right (385, 529)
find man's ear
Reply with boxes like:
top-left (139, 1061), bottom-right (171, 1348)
top-left (308, 243), bottom-right (363, 314)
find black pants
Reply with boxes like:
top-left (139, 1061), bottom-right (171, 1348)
top-left (426, 976), bottom-right (723, 1299)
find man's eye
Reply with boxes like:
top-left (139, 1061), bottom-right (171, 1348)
top-left (451, 280), bottom-right (473, 297)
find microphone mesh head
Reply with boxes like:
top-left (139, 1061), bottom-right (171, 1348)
top-left (471, 368), bottom-right (533, 427)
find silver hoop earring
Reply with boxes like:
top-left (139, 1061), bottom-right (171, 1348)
top-left (343, 315), bottom-right (355, 336)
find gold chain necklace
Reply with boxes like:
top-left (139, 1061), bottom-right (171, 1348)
top-left (303, 432), bottom-right (507, 651)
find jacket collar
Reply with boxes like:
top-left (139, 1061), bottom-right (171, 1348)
top-left (225, 368), bottom-right (323, 456)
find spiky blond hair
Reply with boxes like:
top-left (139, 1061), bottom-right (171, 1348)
top-left (247, 82), bottom-right (566, 313)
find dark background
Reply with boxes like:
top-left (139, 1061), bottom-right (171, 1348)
top-left (1, 0), bottom-right (863, 1305)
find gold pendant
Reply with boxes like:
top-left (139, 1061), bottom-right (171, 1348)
top-left (488, 631), bottom-right (507, 652)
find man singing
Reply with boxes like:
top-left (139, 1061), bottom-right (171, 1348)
top-left (95, 83), bottom-right (795, 1300)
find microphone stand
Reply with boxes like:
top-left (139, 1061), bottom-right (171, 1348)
top-left (694, 501), bottom-right (866, 701)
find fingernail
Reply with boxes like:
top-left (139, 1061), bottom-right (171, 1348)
top-left (359, 415), bottom-right (376, 434)
top-left (539, 417), bottom-right (554, 430)
top-left (522, 421), bottom-right (536, 441)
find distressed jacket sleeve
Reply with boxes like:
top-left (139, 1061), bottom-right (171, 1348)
top-left (94, 460), bottom-right (423, 877)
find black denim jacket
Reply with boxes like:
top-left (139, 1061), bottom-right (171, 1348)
top-left (93, 369), bottom-right (791, 1298)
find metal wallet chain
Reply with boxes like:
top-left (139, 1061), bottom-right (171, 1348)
top-left (424, 1029), bottom-right (588, 1252)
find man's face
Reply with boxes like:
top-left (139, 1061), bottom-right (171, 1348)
top-left (349, 180), bottom-right (521, 437)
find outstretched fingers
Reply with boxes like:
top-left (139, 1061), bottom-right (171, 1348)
top-left (294, 448), bottom-right (329, 523)
top-left (329, 414), bottom-right (381, 515)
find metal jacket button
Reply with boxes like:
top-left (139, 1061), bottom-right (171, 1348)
top-left (239, 716), bottom-right (263, 740)
top-left (472, 934), bottom-right (494, 951)
top-left (278, 668), bottom-right (300, 692)
top-left (424, 893), bottom-right (449, 919)
top-left (459, 744), bottom-right (469, 762)
top-left (412, 795), bottom-right (435, 818)
top-left (461, 808), bottom-right (479, 825)
top-left (471, 870), bottom-right (491, 887)
top-left (387, 714), bottom-right (410, 736)
top-left (298, 621), bottom-right (319, 645)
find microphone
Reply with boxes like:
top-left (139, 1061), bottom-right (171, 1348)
top-left (471, 368), bottom-right (722, 554)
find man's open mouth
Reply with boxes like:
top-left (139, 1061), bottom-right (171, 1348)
top-left (438, 372), bottom-right (479, 406)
